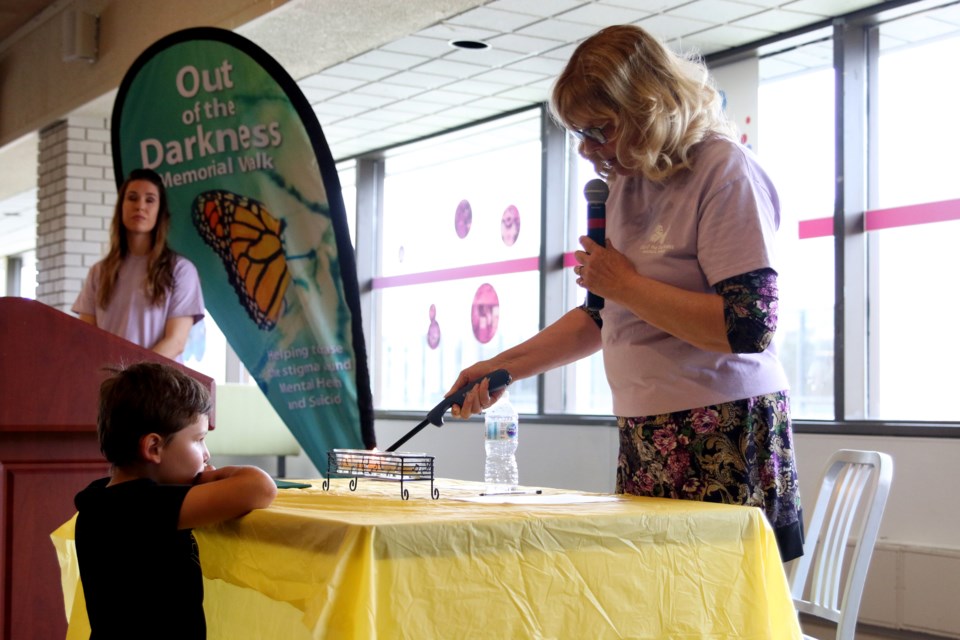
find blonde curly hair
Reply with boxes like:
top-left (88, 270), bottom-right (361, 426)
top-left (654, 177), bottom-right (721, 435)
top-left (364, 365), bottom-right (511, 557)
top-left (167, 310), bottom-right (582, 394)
top-left (550, 24), bottom-right (736, 182)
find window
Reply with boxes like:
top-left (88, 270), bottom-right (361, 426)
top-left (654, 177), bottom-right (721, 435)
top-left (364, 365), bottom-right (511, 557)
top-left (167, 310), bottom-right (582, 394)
top-left (871, 7), bottom-right (960, 421)
top-left (337, 159), bottom-right (357, 247)
top-left (374, 110), bottom-right (542, 413)
top-left (757, 37), bottom-right (836, 419)
top-left (564, 152), bottom-right (612, 415)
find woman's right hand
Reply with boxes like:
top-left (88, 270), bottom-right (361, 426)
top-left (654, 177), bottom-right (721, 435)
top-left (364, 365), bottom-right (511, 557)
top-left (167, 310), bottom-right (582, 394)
top-left (446, 361), bottom-right (503, 419)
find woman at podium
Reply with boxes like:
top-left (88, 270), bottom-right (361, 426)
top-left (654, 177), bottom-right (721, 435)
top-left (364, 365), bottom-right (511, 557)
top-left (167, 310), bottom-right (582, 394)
top-left (72, 168), bottom-right (204, 362)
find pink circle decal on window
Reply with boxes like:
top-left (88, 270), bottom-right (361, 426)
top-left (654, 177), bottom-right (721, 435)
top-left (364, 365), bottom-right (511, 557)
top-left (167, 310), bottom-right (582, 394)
top-left (471, 283), bottom-right (500, 344)
top-left (427, 304), bottom-right (441, 350)
top-left (501, 205), bottom-right (520, 246)
top-left (455, 199), bottom-right (472, 239)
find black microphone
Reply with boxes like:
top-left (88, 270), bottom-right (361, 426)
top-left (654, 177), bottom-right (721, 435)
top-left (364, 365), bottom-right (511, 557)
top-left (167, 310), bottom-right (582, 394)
top-left (583, 178), bottom-right (609, 310)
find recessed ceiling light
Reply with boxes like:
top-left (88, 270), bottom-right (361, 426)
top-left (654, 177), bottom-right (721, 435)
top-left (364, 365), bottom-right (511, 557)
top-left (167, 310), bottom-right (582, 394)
top-left (449, 40), bottom-right (490, 50)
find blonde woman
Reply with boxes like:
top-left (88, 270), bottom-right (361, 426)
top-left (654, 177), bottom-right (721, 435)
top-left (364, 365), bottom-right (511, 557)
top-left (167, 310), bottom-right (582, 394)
top-left (73, 168), bottom-right (204, 362)
top-left (448, 25), bottom-right (803, 561)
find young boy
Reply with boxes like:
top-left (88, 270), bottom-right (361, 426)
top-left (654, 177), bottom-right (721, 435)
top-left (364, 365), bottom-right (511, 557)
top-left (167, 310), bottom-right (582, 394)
top-left (74, 362), bottom-right (278, 640)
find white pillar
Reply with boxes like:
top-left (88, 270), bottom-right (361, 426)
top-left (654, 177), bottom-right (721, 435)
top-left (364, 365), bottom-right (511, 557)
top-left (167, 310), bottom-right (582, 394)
top-left (35, 116), bottom-right (114, 312)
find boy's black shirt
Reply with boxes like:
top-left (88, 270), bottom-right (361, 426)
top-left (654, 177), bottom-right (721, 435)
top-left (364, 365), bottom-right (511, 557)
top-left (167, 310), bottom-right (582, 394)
top-left (75, 477), bottom-right (205, 639)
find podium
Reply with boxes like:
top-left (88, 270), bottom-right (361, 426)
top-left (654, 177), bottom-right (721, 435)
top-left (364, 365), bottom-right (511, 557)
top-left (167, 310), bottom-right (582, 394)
top-left (0, 297), bottom-right (214, 640)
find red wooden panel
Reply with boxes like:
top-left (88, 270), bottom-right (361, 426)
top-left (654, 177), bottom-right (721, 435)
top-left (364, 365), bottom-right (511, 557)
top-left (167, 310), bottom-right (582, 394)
top-left (2, 461), bottom-right (108, 640)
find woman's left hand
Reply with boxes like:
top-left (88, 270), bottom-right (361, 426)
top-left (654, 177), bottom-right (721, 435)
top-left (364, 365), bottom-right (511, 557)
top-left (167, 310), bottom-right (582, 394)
top-left (574, 237), bottom-right (635, 302)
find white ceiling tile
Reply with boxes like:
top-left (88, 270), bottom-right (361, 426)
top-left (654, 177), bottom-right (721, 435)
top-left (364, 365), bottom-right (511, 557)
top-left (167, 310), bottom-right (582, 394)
top-left (486, 32), bottom-right (568, 54)
top-left (344, 130), bottom-right (412, 152)
top-left (732, 0), bottom-right (792, 7)
top-left (406, 112), bottom-right (471, 130)
top-left (384, 121), bottom-right (453, 138)
top-left (299, 74), bottom-right (366, 92)
top-left (416, 23), bottom-right (500, 43)
top-left (540, 42), bottom-right (580, 61)
top-left (504, 56), bottom-right (568, 75)
top-left (318, 120), bottom-right (368, 135)
top-left (637, 13), bottom-right (715, 40)
top-left (692, 24), bottom-right (776, 46)
top-left (336, 115), bottom-right (395, 130)
top-left (325, 92), bottom-right (396, 109)
top-left (785, 0), bottom-right (885, 14)
top-left (347, 108), bottom-right (425, 125)
top-left (447, 6), bottom-right (543, 31)
top-left (601, 0), bottom-right (692, 11)
top-left (486, 0), bottom-right (584, 18)
top-left (734, 8), bottom-right (824, 31)
top-left (556, 3), bottom-right (651, 26)
top-left (350, 49), bottom-right (429, 71)
top-left (519, 18), bottom-right (600, 41)
top-left (756, 26), bottom-right (832, 56)
top-left (668, 0), bottom-right (763, 23)
top-left (497, 85), bottom-right (552, 102)
top-left (353, 82), bottom-right (425, 100)
top-left (323, 61), bottom-right (396, 82)
top-left (385, 99), bottom-right (452, 115)
top-left (444, 46), bottom-right (529, 67)
top-left (440, 78), bottom-right (512, 97)
top-left (882, 13), bottom-right (960, 42)
top-left (380, 36), bottom-right (454, 57)
top-left (471, 67), bottom-right (549, 86)
top-left (300, 86), bottom-right (340, 103)
top-left (410, 90), bottom-right (476, 106)
top-left (466, 95), bottom-right (536, 111)
top-left (527, 77), bottom-right (558, 91)
top-left (312, 102), bottom-right (368, 119)
top-left (930, 3), bottom-right (960, 27)
top-left (386, 70), bottom-right (457, 89)
top-left (671, 34), bottom-right (733, 55)
top-left (436, 104), bottom-right (504, 121)
top-left (415, 58), bottom-right (489, 78)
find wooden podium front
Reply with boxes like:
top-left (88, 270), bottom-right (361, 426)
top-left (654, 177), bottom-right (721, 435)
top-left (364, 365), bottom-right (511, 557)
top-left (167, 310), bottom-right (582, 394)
top-left (0, 297), bottom-right (214, 640)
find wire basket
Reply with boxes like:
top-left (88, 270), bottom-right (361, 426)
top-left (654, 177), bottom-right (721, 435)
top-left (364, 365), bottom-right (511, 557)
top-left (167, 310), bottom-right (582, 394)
top-left (323, 449), bottom-right (439, 500)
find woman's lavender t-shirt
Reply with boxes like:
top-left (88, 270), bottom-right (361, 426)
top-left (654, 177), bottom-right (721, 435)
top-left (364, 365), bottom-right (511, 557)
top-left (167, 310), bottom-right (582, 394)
top-left (72, 254), bottom-right (204, 362)
top-left (601, 136), bottom-right (789, 416)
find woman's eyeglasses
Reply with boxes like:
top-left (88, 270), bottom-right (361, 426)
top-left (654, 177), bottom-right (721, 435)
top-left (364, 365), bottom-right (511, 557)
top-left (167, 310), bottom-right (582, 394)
top-left (572, 127), bottom-right (607, 144)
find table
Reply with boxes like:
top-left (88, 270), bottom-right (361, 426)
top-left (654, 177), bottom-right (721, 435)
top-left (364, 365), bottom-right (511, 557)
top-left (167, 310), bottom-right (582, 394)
top-left (52, 478), bottom-right (801, 639)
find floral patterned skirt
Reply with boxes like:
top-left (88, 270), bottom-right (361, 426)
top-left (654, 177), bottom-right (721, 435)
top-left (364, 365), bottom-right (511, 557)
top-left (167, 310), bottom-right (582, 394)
top-left (616, 391), bottom-right (804, 561)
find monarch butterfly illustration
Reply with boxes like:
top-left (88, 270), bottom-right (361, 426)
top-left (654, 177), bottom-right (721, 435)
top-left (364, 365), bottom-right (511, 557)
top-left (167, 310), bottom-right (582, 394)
top-left (192, 190), bottom-right (291, 330)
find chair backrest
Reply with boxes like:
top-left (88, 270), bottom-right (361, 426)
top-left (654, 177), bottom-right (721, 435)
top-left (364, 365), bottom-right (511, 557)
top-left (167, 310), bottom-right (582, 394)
top-left (788, 449), bottom-right (893, 640)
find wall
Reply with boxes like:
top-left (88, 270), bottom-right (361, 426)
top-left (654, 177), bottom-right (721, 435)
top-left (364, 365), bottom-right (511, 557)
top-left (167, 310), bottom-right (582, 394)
top-left (0, 0), bottom-right (287, 149)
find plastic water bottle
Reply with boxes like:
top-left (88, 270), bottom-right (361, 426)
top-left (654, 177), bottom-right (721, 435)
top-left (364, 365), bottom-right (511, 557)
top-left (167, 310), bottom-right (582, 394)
top-left (484, 392), bottom-right (519, 491)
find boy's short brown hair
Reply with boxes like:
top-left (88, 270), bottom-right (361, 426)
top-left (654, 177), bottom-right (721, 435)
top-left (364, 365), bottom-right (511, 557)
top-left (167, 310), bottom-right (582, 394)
top-left (97, 362), bottom-right (211, 466)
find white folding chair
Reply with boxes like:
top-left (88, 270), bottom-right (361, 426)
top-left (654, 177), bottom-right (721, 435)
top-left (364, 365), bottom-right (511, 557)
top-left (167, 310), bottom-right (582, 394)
top-left (789, 449), bottom-right (893, 640)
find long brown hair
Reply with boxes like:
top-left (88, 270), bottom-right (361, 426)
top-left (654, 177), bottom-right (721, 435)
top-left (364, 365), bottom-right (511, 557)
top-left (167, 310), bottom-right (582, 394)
top-left (550, 25), bottom-right (736, 181)
top-left (96, 168), bottom-right (176, 308)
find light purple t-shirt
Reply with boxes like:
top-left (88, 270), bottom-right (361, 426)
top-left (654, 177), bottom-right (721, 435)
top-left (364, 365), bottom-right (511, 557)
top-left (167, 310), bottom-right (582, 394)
top-left (601, 136), bottom-right (789, 416)
top-left (72, 254), bottom-right (205, 362)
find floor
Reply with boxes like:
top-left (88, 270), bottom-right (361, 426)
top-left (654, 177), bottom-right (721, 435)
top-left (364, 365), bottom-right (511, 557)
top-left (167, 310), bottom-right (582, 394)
top-left (800, 617), bottom-right (956, 640)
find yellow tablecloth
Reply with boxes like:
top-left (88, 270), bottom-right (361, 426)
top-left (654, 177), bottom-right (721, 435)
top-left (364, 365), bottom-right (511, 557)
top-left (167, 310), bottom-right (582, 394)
top-left (52, 478), bottom-right (801, 639)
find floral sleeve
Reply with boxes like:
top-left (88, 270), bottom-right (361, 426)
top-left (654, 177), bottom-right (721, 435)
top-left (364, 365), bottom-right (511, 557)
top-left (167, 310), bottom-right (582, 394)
top-left (579, 303), bottom-right (603, 328)
top-left (715, 268), bottom-right (779, 354)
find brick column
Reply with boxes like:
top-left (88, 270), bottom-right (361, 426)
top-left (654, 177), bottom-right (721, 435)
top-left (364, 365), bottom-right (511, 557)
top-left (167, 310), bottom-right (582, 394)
top-left (35, 117), bottom-right (115, 312)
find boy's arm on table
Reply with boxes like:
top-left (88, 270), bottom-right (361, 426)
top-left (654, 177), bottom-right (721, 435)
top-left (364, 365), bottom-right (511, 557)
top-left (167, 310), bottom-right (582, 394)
top-left (178, 465), bottom-right (278, 529)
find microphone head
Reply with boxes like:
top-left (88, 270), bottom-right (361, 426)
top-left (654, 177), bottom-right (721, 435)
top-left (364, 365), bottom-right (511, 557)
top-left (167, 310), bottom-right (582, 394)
top-left (584, 178), bottom-right (609, 204)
